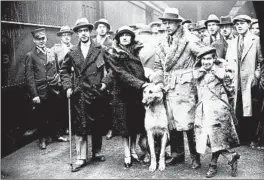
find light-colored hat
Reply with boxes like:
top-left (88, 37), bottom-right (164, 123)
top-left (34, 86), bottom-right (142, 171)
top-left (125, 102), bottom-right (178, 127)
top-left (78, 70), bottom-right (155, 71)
top-left (149, 21), bottom-right (162, 28)
top-left (159, 8), bottom-right (183, 22)
top-left (31, 28), bottom-right (46, 39)
top-left (73, 17), bottom-right (94, 32)
top-left (195, 20), bottom-right (207, 30)
top-left (232, 15), bottom-right (252, 24)
top-left (219, 16), bottom-right (233, 26)
top-left (94, 18), bottom-right (111, 30)
top-left (205, 14), bottom-right (220, 27)
top-left (115, 25), bottom-right (135, 41)
top-left (137, 25), bottom-right (152, 34)
top-left (57, 26), bottom-right (74, 36)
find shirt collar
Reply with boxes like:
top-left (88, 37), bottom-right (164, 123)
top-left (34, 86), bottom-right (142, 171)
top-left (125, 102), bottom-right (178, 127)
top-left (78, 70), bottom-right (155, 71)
top-left (81, 40), bottom-right (91, 48)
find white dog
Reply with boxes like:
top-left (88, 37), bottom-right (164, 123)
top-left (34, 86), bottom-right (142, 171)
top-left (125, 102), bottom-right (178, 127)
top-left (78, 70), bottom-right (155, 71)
top-left (142, 78), bottom-right (169, 172)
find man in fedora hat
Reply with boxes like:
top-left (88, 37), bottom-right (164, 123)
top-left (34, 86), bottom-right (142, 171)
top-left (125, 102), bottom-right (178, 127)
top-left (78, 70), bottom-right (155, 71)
top-left (195, 20), bottom-right (210, 45)
top-left (250, 18), bottom-right (260, 36)
top-left (51, 25), bottom-right (74, 142)
top-left (149, 21), bottom-right (162, 36)
top-left (182, 19), bottom-right (192, 31)
top-left (52, 26), bottom-right (74, 68)
top-left (154, 7), bottom-right (202, 169)
top-left (93, 18), bottom-right (113, 50)
top-left (219, 16), bottom-right (236, 44)
top-left (93, 18), bottom-right (113, 141)
top-left (25, 28), bottom-right (61, 150)
top-left (205, 14), bottom-right (228, 58)
top-left (226, 14), bottom-right (263, 148)
top-left (60, 17), bottom-right (109, 172)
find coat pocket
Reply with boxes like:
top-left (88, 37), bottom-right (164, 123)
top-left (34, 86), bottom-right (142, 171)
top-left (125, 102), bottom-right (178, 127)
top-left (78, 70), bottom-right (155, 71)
top-left (178, 71), bottom-right (193, 84)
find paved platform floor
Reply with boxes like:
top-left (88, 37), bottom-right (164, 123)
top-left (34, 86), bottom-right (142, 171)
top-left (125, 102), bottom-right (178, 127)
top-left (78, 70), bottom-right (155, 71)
top-left (1, 135), bottom-right (264, 179)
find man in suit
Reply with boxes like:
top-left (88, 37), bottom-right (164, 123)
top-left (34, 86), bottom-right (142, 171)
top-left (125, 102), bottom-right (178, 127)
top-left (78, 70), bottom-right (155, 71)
top-left (93, 18), bottom-right (113, 50)
top-left (51, 26), bottom-right (74, 142)
top-left (205, 14), bottom-right (228, 58)
top-left (194, 20), bottom-right (210, 45)
top-left (219, 16), bottom-right (237, 45)
top-left (225, 15), bottom-right (263, 146)
top-left (93, 18), bottom-right (113, 140)
top-left (25, 28), bottom-right (61, 150)
top-left (60, 17), bottom-right (108, 172)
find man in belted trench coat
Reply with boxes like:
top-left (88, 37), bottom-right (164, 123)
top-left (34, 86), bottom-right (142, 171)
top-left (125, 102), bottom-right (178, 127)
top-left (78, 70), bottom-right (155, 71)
top-left (25, 28), bottom-right (61, 150)
top-left (60, 17), bottom-right (109, 172)
top-left (154, 7), bottom-right (203, 169)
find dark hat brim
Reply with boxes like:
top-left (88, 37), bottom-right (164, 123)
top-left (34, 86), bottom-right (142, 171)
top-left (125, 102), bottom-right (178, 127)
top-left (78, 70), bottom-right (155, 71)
top-left (94, 21), bottom-right (110, 30)
top-left (197, 48), bottom-right (217, 59)
top-left (159, 17), bottom-right (183, 22)
top-left (73, 24), bottom-right (94, 32)
top-left (114, 29), bottom-right (135, 41)
top-left (57, 30), bottom-right (74, 36)
top-left (219, 22), bottom-right (233, 26)
top-left (182, 20), bottom-right (192, 25)
top-left (233, 19), bottom-right (251, 24)
top-left (205, 20), bottom-right (220, 26)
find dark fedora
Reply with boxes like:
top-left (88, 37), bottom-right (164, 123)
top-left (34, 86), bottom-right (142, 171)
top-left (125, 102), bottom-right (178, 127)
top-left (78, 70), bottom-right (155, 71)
top-left (197, 46), bottom-right (216, 59)
top-left (219, 16), bottom-right (233, 26)
top-left (159, 8), bottom-right (182, 22)
top-left (73, 18), bottom-right (94, 32)
top-left (182, 19), bottom-right (192, 25)
top-left (57, 26), bottom-right (74, 36)
top-left (114, 25), bottom-right (135, 41)
top-left (31, 28), bottom-right (46, 39)
top-left (205, 14), bottom-right (220, 27)
top-left (94, 18), bottom-right (111, 30)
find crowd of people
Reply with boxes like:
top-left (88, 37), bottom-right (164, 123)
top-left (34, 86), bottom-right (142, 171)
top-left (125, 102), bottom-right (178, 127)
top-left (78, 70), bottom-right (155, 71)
top-left (24, 7), bottom-right (264, 178)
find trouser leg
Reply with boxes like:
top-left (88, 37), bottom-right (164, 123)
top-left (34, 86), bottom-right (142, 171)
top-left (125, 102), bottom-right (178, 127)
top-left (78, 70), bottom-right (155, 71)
top-left (169, 129), bottom-right (184, 158)
top-left (75, 135), bottom-right (88, 160)
top-left (211, 151), bottom-right (221, 166)
top-left (186, 128), bottom-right (199, 159)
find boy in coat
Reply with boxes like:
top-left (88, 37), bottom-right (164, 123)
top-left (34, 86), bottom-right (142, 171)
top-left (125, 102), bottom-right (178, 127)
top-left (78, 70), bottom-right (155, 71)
top-left (193, 46), bottom-right (240, 178)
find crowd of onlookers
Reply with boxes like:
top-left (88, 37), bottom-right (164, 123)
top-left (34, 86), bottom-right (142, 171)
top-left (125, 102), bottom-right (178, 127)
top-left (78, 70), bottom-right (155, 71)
top-left (23, 6), bottom-right (263, 177)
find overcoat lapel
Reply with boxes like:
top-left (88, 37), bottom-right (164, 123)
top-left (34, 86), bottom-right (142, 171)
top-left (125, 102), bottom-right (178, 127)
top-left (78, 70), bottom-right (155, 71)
top-left (241, 33), bottom-right (254, 62)
top-left (80, 41), bottom-right (101, 74)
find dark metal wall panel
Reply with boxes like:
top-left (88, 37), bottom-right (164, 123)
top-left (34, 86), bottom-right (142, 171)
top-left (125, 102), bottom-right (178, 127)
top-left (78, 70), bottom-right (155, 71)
top-left (102, 1), bottom-right (146, 31)
top-left (1, 1), bottom-right (83, 27)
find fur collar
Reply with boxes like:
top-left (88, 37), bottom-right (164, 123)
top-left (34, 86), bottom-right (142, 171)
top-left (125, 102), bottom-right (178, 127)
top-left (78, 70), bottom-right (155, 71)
top-left (159, 27), bottom-right (189, 72)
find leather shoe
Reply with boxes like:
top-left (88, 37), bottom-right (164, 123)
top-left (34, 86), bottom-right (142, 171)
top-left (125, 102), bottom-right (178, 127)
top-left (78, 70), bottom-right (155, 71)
top-left (105, 130), bottom-right (113, 140)
top-left (165, 155), bottom-right (185, 165)
top-left (92, 153), bottom-right (106, 162)
top-left (191, 155), bottom-right (201, 169)
top-left (71, 160), bottom-right (87, 172)
top-left (206, 164), bottom-right (217, 178)
top-left (228, 152), bottom-right (240, 177)
top-left (39, 138), bottom-right (46, 150)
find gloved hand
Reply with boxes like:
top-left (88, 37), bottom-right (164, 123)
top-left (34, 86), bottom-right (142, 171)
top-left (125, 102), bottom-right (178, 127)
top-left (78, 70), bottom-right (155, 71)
top-left (32, 96), bottom-right (40, 104)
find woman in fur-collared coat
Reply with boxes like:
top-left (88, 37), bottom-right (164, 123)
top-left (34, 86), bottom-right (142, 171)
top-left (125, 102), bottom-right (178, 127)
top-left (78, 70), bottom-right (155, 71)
top-left (193, 46), bottom-right (240, 178)
top-left (102, 25), bottom-right (148, 168)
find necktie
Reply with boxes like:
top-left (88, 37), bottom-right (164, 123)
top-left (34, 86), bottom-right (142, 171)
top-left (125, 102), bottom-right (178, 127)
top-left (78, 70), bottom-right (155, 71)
top-left (168, 36), bottom-right (173, 46)
top-left (239, 35), bottom-right (244, 53)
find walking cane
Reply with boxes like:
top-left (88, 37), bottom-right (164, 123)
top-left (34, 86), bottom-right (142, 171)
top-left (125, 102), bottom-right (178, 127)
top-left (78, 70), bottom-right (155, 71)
top-left (68, 97), bottom-right (72, 167)
top-left (68, 66), bottom-right (74, 168)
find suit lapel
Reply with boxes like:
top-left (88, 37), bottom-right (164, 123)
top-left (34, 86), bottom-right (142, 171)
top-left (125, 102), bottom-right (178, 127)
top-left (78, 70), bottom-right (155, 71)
top-left (32, 47), bottom-right (47, 63)
top-left (80, 41), bottom-right (101, 74)
top-left (241, 33), bottom-right (254, 61)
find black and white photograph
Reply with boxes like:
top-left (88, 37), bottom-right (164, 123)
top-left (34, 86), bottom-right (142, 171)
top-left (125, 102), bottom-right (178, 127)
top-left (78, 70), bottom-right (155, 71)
top-left (1, 1), bottom-right (264, 179)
